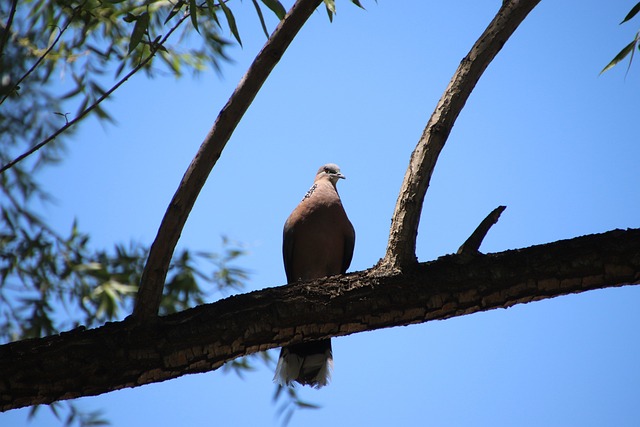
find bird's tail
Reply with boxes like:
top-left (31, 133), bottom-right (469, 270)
top-left (273, 339), bottom-right (333, 389)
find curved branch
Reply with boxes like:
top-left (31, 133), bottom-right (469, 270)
top-left (2, 227), bottom-right (639, 410)
top-left (379, 0), bottom-right (541, 272)
top-left (132, 0), bottom-right (323, 321)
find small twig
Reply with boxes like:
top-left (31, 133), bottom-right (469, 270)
top-left (457, 205), bottom-right (506, 255)
top-left (0, 14), bottom-right (190, 175)
top-left (0, 4), bottom-right (80, 106)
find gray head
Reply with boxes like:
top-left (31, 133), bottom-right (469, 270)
top-left (315, 163), bottom-right (346, 185)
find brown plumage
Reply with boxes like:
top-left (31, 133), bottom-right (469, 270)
top-left (274, 163), bottom-right (355, 388)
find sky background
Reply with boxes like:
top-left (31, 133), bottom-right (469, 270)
top-left (4, 0), bottom-right (640, 426)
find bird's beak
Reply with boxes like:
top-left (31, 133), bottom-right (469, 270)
top-left (336, 173), bottom-right (346, 180)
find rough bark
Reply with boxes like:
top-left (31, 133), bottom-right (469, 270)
top-left (2, 228), bottom-right (639, 411)
top-left (381, 0), bottom-right (541, 271)
top-left (133, 0), bottom-right (323, 320)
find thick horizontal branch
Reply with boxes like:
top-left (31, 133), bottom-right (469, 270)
top-left (2, 228), bottom-right (639, 411)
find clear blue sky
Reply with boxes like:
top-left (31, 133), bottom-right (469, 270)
top-left (4, 0), bottom-right (640, 426)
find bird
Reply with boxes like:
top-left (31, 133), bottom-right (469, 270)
top-left (274, 163), bottom-right (355, 388)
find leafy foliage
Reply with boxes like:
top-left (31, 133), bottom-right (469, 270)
top-left (0, 0), bottom-right (293, 175)
top-left (0, 173), bottom-right (254, 425)
top-left (274, 384), bottom-right (322, 426)
top-left (0, 0), bottom-right (371, 425)
top-left (29, 402), bottom-right (109, 427)
top-left (601, 2), bottom-right (640, 75)
top-left (323, 0), bottom-right (366, 22)
top-left (621, 1), bottom-right (640, 25)
top-left (0, 212), bottom-right (251, 343)
top-left (0, 0), bottom-right (293, 340)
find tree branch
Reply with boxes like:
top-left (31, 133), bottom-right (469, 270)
top-left (0, 4), bottom-right (80, 108)
top-left (458, 205), bottom-right (507, 255)
top-left (379, 0), bottom-right (541, 271)
top-left (2, 227), bottom-right (639, 411)
top-left (132, 0), bottom-right (323, 321)
top-left (0, 0), bottom-right (18, 60)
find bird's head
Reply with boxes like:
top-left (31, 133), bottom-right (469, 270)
top-left (316, 163), bottom-right (346, 186)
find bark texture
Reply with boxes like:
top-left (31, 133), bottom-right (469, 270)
top-left (2, 228), bottom-right (639, 411)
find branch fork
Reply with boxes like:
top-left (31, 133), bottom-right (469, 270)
top-left (378, 0), bottom-right (541, 272)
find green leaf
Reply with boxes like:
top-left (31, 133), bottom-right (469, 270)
top-left (251, 0), bottom-right (270, 38)
top-left (323, 0), bottom-right (335, 22)
top-left (114, 60), bottom-right (126, 78)
top-left (60, 84), bottom-right (82, 100)
top-left (621, 2), bottom-right (640, 24)
top-left (189, 0), bottom-right (200, 33)
top-left (27, 405), bottom-right (40, 420)
top-left (205, 0), bottom-right (220, 27)
top-left (627, 38), bottom-right (640, 77)
top-left (93, 105), bottom-right (115, 123)
top-left (123, 13), bottom-right (137, 23)
top-left (164, 0), bottom-right (185, 25)
top-left (75, 96), bottom-right (89, 117)
top-left (600, 36), bottom-right (638, 74)
top-left (260, 0), bottom-right (287, 20)
top-left (127, 12), bottom-right (149, 54)
top-left (296, 401), bottom-right (321, 409)
top-left (219, 0), bottom-right (242, 46)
